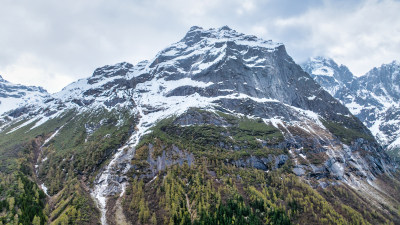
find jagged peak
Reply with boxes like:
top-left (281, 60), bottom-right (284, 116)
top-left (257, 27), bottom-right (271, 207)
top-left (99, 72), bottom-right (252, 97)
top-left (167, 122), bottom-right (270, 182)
top-left (218, 25), bottom-right (233, 31)
top-left (304, 56), bottom-right (356, 84)
top-left (187, 25), bottom-right (237, 34)
top-left (303, 56), bottom-right (338, 77)
top-left (91, 62), bottom-right (134, 78)
top-left (180, 25), bottom-right (282, 49)
top-left (136, 60), bottom-right (149, 67)
top-left (0, 74), bottom-right (48, 93)
top-left (366, 60), bottom-right (400, 75)
top-left (188, 25), bottom-right (203, 32)
top-left (384, 60), bottom-right (400, 68)
top-left (308, 56), bottom-right (336, 65)
top-left (307, 56), bottom-right (353, 73)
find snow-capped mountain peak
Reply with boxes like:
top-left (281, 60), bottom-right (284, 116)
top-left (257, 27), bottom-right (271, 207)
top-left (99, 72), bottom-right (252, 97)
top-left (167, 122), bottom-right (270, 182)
top-left (304, 57), bottom-right (400, 158)
top-left (302, 56), bottom-right (355, 97)
top-left (147, 26), bottom-right (284, 79)
top-left (308, 56), bottom-right (335, 77)
top-left (181, 25), bottom-right (282, 49)
top-left (0, 76), bottom-right (49, 115)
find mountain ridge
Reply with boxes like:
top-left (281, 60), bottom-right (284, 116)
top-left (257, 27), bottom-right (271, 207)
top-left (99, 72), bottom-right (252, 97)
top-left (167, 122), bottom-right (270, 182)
top-left (302, 57), bottom-right (400, 159)
top-left (0, 75), bottom-right (49, 116)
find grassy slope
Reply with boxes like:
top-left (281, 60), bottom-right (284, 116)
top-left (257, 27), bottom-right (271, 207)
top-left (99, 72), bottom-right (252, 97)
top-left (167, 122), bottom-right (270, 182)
top-left (136, 111), bottom-right (284, 162)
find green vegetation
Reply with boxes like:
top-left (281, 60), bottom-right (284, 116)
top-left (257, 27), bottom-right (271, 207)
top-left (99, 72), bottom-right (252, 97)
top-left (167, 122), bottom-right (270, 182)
top-left (123, 159), bottom-right (395, 224)
top-left (136, 110), bottom-right (285, 162)
top-left (0, 110), bottom-right (76, 173)
top-left (124, 162), bottom-right (265, 224)
top-left (321, 115), bottom-right (375, 145)
top-left (0, 107), bottom-right (135, 224)
top-left (38, 108), bottom-right (135, 194)
top-left (46, 179), bottom-right (99, 225)
top-left (0, 110), bottom-right (73, 225)
top-left (0, 172), bottom-right (46, 225)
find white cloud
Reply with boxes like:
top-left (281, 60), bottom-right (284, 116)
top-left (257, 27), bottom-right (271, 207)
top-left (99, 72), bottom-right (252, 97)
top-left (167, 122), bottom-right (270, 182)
top-left (273, 0), bottom-right (400, 75)
top-left (0, 54), bottom-right (74, 93)
top-left (0, 0), bottom-right (399, 93)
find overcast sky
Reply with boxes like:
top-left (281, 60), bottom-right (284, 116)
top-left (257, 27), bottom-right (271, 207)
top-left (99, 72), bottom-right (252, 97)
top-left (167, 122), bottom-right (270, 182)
top-left (1, 0), bottom-right (399, 93)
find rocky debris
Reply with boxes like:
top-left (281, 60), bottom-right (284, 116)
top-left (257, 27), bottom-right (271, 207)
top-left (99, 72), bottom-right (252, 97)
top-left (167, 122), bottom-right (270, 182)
top-left (293, 166), bottom-right (306, 176)
top-left (173, 108), bottom-right (231, 127)
top-left (132, 144), bottom-right (195, 179)
top-left (325, 158), bottom-right (344, 180)
top-left (230, 154), bottom-right (289, 171)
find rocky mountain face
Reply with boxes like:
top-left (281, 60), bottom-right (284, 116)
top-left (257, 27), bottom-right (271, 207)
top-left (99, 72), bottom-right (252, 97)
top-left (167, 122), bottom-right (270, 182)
top-left (0, 27), bottom-right (399, 225)
top-left (302, 58), bottom-right (400, 160)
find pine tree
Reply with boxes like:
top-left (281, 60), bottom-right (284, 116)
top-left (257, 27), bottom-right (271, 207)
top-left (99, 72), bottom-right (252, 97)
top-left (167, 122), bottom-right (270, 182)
top-left (32, 215), bottom-right (40, 225)
top-left (151, 213), bottom-right (157, 225)
top-left (13, 214), bottom-right (19, 225)
top-left (58, 214), bottom-right (69, 225)
top-left (8, 197), bottom-right (15, 211)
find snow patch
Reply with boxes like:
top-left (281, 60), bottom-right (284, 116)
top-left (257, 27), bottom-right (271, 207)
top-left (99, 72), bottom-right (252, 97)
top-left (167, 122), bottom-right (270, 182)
top-left (41, 183), bottom-right (49, 196)
top-left (307, 95), bottom-right (316, 100)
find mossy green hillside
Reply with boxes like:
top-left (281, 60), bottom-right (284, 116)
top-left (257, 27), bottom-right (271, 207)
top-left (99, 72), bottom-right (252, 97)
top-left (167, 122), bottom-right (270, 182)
top-left (321, 115), bottom-right (375, 145)
top-left (0, 110), bottom-right (76, 173)
top-left (136, 110), bottom-right (285, 161)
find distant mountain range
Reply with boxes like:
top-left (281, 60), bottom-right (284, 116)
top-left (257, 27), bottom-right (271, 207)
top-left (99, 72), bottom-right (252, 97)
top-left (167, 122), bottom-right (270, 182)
top-left (0, 75), bottom-right (49, 115)
top-left (302, 57), bottom-right (400, 160)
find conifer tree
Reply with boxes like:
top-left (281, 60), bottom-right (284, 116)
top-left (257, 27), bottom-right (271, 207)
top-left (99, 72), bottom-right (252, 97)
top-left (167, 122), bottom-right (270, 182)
top-left (32, 215), bottom-right (40, 225)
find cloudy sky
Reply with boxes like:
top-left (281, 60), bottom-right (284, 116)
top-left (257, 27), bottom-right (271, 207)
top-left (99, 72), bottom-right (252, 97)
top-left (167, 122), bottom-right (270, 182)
top-left (1, 0), bottom-right (399, 93)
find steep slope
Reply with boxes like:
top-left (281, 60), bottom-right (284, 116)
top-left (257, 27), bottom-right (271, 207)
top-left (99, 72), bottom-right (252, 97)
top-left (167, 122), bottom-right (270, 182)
top-left (0, 27), bottom-right (398, 225)
top-left (357, 61), bottom-right (400, 153)
top-left (303, 58), bottom-right (400, 160)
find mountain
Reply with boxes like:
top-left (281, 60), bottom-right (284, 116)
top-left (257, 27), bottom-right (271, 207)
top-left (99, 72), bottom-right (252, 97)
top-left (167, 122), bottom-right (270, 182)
top-left (0, 75), bottom-right (49, 116)
top-left (0, 26), bottom-right (399, 225)
top-left (302, 58), bottom-right (400, 160)
top-left (301, 56), bottom-right (355, 97)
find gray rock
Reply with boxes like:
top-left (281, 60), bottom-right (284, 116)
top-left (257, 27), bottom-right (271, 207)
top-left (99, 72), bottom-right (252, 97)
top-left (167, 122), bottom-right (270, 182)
top-left (293, 167), bottom-right (305, 176)
top-left (173, 108), bottom-right (231, 127)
